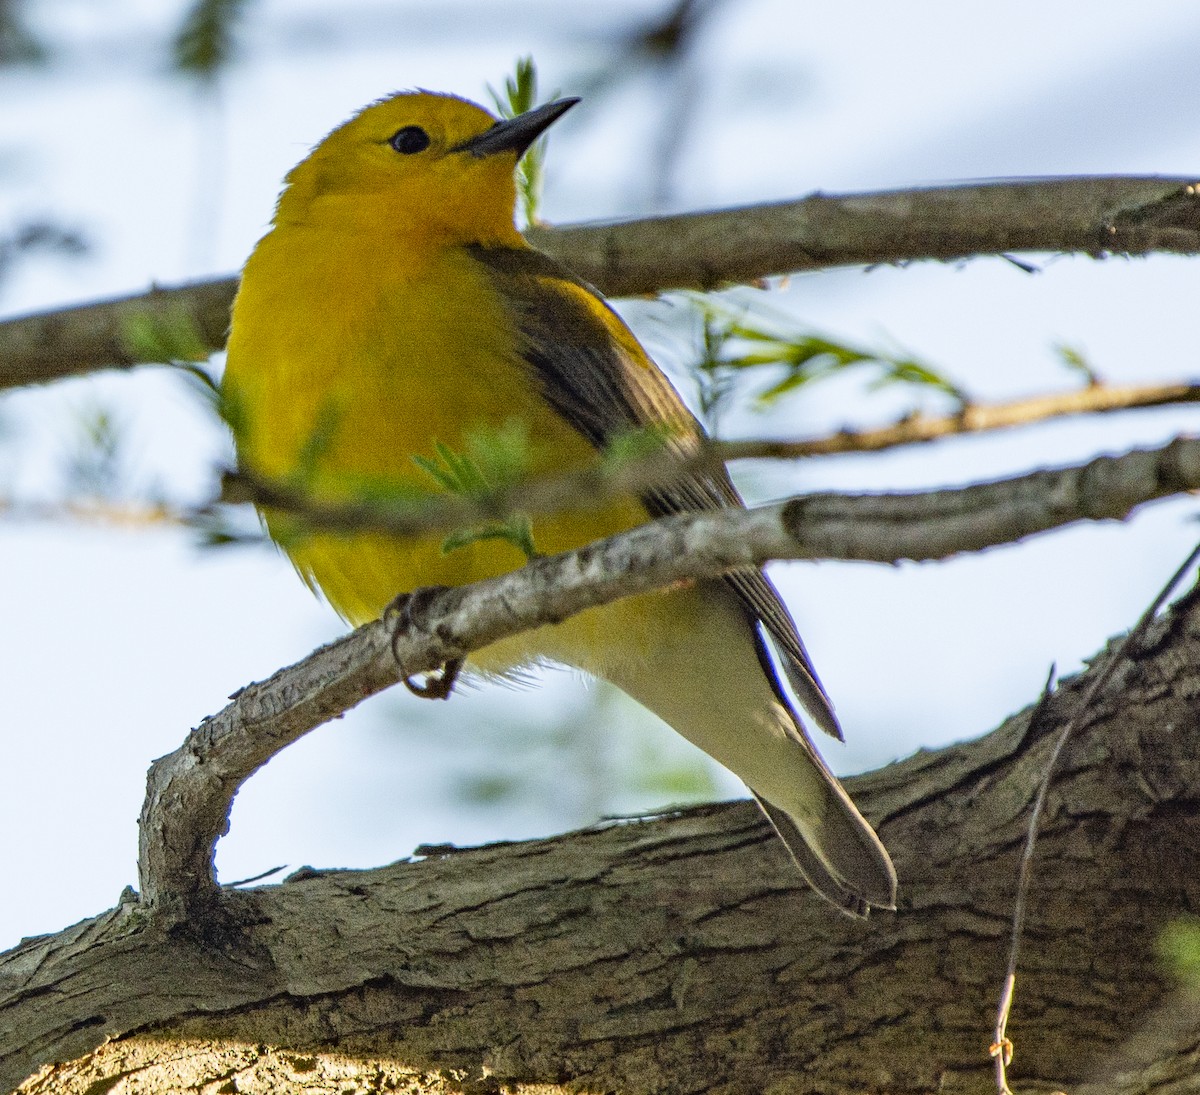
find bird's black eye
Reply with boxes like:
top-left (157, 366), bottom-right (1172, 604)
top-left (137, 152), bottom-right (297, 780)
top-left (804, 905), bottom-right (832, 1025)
top-left (389, 126), bottom-right (431, 155)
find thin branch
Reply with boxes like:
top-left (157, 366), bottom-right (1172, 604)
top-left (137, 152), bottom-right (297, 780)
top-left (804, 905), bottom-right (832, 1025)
top-left (215, 452), bottom-right (705, 541)
top-left (6, 378), bottom-right (1190, 537)
top-left (992, 538), bottom-right (1200, 1095)
top-left (219, 434), bottom-right (1200, 553)
top-left (718, 381), bottom-right (1200, 459)
top-left (2, 176), bottom-right (1198, 389)
top-left (139, 434), bottom-right (1200, 915)
top-left (0, 499), bottom-right (185, 528)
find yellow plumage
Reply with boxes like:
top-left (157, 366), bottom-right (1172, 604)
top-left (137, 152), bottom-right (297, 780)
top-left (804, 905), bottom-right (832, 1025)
top-left (224, 91), bottom-right (896, 916)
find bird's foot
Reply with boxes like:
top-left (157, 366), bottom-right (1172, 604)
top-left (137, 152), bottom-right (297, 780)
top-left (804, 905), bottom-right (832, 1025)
top-left (384, 586), bottom-right (463, 701)
top-left (403, 658), bottom-right (462, 700)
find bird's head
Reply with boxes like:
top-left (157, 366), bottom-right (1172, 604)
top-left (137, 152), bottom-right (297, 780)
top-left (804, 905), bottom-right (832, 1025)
top-left (275, 91), bottom-right (578, 245)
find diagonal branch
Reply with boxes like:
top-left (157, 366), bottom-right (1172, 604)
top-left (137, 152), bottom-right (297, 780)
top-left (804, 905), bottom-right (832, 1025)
top-left (1, 379), bottom-right (1188, 533)
top-left (140, 433), bottom-right (1200, 915)
top-left (1, 175), bottom-right (1198, 390)
top-left (719, 380), bottom-right (1200, 459)
top-left (218, 433), bottom-right (1200, 548)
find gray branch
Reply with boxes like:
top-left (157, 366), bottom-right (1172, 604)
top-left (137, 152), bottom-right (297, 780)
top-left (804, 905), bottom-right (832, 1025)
top-left (6, 575), bottom-right (1200, 1094)
top-left (138, 434), bottom-right (1200, 915)
top-left (222, 433), bottom-right (1200, 547)
top-left (530, 174), bottom-right (1200, 293)
top-left (1, 176), bottom-right (1198, 389)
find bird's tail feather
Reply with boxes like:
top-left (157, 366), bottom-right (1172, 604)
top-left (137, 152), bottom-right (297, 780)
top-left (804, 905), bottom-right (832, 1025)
top-left (537, 585), bottom-right (897, 915)
top-left (754, 793), bottom-right (895, 918)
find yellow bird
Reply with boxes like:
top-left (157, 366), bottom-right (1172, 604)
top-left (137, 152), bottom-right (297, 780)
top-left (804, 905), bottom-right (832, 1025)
top-left (224, 92), bottom-right (896, 917)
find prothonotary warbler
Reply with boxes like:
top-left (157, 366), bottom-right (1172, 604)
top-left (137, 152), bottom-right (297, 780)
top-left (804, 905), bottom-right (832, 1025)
top-left (223, 92), bottom-right (897, 917)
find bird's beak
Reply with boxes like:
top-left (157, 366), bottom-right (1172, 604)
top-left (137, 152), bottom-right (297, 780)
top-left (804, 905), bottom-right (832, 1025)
top-left (453, 98), bottom-right (580, 159)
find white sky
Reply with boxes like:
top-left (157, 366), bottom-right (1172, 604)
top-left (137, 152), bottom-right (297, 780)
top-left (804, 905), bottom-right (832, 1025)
top-left (3, 0), bottom-right (1200, 949)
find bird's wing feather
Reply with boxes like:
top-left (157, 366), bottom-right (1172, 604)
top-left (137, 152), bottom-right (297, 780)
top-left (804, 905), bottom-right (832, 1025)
top-left (468, 243), bottom-right (841, 738)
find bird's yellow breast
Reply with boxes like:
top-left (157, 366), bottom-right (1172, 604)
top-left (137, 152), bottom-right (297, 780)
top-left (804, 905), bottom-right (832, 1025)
top-left (224, 225), bottom-right (646, 633)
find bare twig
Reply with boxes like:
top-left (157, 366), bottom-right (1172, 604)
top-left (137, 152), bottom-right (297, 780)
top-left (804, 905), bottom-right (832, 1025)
top-left (991, 539), bottom-right (1200, 1095)
top-left (7, 404), bottom-right (1195, 551)
top-left (0, 499), bottom-right (184, 528)
top-left (5, 418), bottom-right (1196, 562)
top-left (220, 434), bottom-right (1200, 556)
top-left (5, 377), bottom-right (1194, 538)
top-left (717, 381), bottom-right (1200, 459)
top-left (2, 176), bottom-right (1198, 389)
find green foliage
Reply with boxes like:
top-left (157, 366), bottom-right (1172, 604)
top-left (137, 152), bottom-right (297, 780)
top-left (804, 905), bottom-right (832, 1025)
top-left (438, 511), bottom-right (537, 563)
top-left (692, 299), bottom-right (744, 430)
top-left (1158, 918), bottom-right (1200, 987)
top-left (192, 508), bottom-right (264, 549)
top-left (685, 292), bottom-right (963, 428)
top-left (410, 422), bottom-right (531, 498)
top-left (413, 422), bottom-right (538, 560)
top-left (232, 400), bottom-right (343, 552)
top-left (173, 360), bottom-right (223, 415)
top-left (601, 423), bottom-right (677, 471)
top-left (62, 403), bottom-right (123, 498)
top-left (289, 401), bottom-right (341, 489)
top-left (172, 0), bottom-right (252, 81)
top-left (201, 389), bottom-right (343, 552)
top-left (489, 56), bottom-right (541, 124)
top-left (456, 772), bottom-right (525, 805)
top-left (411, 442), bottom-right (492, 497)
top-left (210, 393), bottom-right (541, 558)
top-left (489, 57), bottom-right (555, 227)
top-left (120, 308), bottom-right (210, 368)
top-left (1054, 342), bottom-right (1099, 386)
top-left (439, 681), bottom-right (721, 817)
top-left (630, 738), bottom-right (722, 800)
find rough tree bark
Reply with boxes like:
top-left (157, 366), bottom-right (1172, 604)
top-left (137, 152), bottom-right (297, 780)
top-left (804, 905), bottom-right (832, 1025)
top-left (4, 581), bottom-right (1200, 1094)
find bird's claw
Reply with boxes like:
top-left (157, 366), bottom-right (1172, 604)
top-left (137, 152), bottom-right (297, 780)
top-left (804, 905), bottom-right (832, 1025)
top-left (384, 585), bottom-right (462, 701)
top-left (403, 659), bottom-right (462, 700)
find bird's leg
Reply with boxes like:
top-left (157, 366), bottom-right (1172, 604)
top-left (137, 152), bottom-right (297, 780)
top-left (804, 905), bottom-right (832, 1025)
top-left (384, 585), bottom-right (463, 701)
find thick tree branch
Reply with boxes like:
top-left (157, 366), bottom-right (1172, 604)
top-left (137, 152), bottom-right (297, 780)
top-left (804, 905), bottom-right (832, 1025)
top-left (1, 176), bottom-right (1197, 389)
top-left (529, 175), bottom-right (1200, 294)
top-left (0, 276), bottom-right (235, 390)
top-left (141, 433), bottom-right (1200, 917)
top-left (7, 590), bottom-right (1200, 1093)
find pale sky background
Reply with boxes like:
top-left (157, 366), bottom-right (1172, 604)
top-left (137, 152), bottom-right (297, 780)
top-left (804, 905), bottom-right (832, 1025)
top-left (2, 0), bottom-right (1199, 950)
